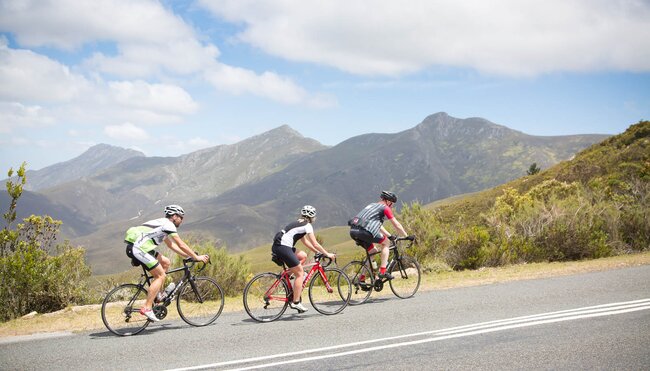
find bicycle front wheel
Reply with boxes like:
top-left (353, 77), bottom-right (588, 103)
top-left (308, 267), bottom-right (351, 315)
top-left (243, 272), bottom-right (289, 322)
top-left (389, 254), bottom-right (421, 299)
top-left (177, 276), bottom-right (225, 326)
top-left (341, 261), bottom-right (373, 305)
top-left (101, 283), bottom-right (150, 336)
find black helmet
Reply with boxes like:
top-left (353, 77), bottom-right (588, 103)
top-left (380, 190), bottom-right (397, 203)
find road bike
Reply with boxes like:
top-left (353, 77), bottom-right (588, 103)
top-left (101, 258), bottom-right (224, 336)
top-left (243, 253), bottom-right (352, 322)
top-left (342, 236), bottom-right (421, 305)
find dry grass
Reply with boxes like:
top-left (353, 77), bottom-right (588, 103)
top-left (2, 251), bottom-right (649, 338)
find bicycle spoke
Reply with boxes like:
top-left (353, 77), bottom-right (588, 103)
top-left (309, 267), bottom-right (351, 315)
top-left (341, 261), bottom-right (373, 305)
top-left (243, 273), bottom-right (288, 322)
top-left (177, 277), bottom-right (224, 326)
top-left (389, 254), bottom-right (421, 299)
top-left (101, 284), bottom-right (150, 336)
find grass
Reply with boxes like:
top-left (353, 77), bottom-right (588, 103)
top-left (2, 251), bottom-right (649, 338)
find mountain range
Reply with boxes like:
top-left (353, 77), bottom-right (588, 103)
top-left (1, 113), bottom-right (609, 274)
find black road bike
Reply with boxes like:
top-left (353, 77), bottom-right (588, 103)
top-left (101, 258), bottom-right (224, 336)
top-left (342, 236), bottom-right (421, 305)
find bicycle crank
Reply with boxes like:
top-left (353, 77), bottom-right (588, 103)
top-left (373, 279), bottom-right (384, 292)
top-left (153, 305), bottom-right (168, 320)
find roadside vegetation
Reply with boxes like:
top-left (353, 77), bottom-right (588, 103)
top-left (401, 120), bottom-right (649, 272)
top-left (0, 120), bottom-right (647, 332)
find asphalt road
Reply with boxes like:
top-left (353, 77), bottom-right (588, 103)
top-left (1, 265), bottom-right (649, 370)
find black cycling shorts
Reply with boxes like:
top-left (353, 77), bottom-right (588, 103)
top-left (349, 227), bottom-right (384, 250)
top-left (271, 243), bottom-right (300, 268)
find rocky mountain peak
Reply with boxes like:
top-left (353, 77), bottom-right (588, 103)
top-left (20, 144), bottom-right (145, 191)
top-left (416, 112), bottom-right (515, 139)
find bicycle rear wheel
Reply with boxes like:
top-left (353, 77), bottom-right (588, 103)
top-left (308, 267), bottom-right (351, 315)
top-left (389, 254), bottom-right (421, 299)
top-left (341, 261), bottom-right (373, 305)
top-left (243, 272), bottom-right (289, 322)
top-left (177, 276), bottom-right (225, 326)
top-left (101, 283), bottom-right (150, 336)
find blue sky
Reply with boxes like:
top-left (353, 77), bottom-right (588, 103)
top-left (1, 0), bottom-right (649, 172)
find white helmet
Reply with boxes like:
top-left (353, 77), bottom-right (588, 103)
top-left (164, 204), bottom-right (185, 217)
top-left (300, 205), bottom-right (317, 218)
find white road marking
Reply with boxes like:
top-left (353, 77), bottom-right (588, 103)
top-left (167, 298), bottom-right (650, 371)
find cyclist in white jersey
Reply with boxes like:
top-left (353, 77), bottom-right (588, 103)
top-left (271, 205), bottom-right (335, 313)
top-left (124, 205), bottom-right (209, 322)
top-left (349, 191), bottom-right (408, 280)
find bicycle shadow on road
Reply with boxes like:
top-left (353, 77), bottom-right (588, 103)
top-left (352, 297), bottom-right (391, 306)
top-left (234, 312), bottom-right (322, 326)
top-left (88, 323), bottom-right (190, 339)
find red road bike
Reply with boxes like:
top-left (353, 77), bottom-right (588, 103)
top-left (243, 253), bottom-right (352, 322)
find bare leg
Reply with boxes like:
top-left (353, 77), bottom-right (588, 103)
top-left (145, 265), bottom-right (166, 310)
top-left (289, 265), bottom-right (304, 303)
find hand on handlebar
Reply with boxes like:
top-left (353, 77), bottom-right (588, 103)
top-left (195, 254), bottom-right (210, 263)
top-left (326, 252), bottom-right (336, 259)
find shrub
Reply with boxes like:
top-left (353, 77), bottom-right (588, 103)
top-left (0, 164), bottom-right (92, 321)
top-left (444, 226), bottom-right (489, 270)
top-left (399, 202), bottom-right (445, 262)
top-left (0, 219), bottom-right (92, 321)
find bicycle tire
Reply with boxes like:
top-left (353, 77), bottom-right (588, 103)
top-left (177, 276), bottom-right (225, 326)
top-left (308, 267), bottom-right (351, 315)
top-left (243, 272), bottom-right (289, 322)
top-left (101, 283), bottom-right (150, 336)
top-left (341, 261), bottom-right (373, 305)
top-left (389, 254), bottom-right (421, 299)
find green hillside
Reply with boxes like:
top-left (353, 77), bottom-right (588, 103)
top-left (403, 120), bottom-right (649, 270)
top-left (433, 121), bottom-right (649, 223)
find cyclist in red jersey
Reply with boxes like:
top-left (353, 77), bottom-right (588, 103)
top-left (272, 205), bottom-right (335, 313)
top-left (349, 191), bottom-right (408, 280)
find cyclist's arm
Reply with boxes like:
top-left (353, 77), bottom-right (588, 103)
top-left (302, 233), bottom-right (334, 258)
top-left (166, 235), bottom-right (208, 263)
top-left (388, 218), bottom-right (408, 237)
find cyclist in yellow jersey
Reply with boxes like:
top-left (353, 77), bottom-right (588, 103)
top-left (124, 205), bottom-right (209, 322)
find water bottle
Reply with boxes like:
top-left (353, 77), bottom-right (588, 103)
top-left (164, 282), bottom-right (176, 296)
top-left (371, 260), bottom-right (378, 270)
top-left (157, 282), bottom-right (175, 302)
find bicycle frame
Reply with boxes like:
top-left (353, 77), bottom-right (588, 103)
top-left (264, 256), bottom-right (333, 304)
top-left (358, 237), bottom-right (414, 289)
top-left (138, 259), bottom-right (206, 306)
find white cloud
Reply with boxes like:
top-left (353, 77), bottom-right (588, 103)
top-left (0, 40), bottom-right (91, 102)
top-left (204, 63), bottom-right (336, 107)
top-left (0, 42), bottom-right (200, 132)
top-left (0, 0), bottom-right (196, 49)
top-left (0, 102), bottom-right (55, 133)
top-left (108, 80), bottom-right (198, 115)
top-left (104, 122), bottom-right (150, 140)
top-left (0, 0), bottom-right (326, 107)
top-left (199, 0), bottom-right (650, 76)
